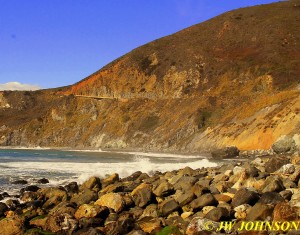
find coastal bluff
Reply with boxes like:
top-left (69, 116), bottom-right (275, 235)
top-left (0, 0), bottom-right (300, 152)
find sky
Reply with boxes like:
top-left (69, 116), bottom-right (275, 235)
top-left (0, 0), bottom-right (279, 90)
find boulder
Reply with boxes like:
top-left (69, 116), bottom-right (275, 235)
top-left (279, 190), bottom-right (293, 200)
top-left (0, 202), bottom-right (9, 216)
top-left (282, 178), bottom-right (297, 189)
top-left (211, 146), bottom-right (239, 159)
top-left (212, 181), bottom-right (233, 193)
top-left (45, 213), bottom-right (78, 233)
top-left (131, 183), bottom-right (153, 207)
top-left (265, 156), bottom-right (290, 173)
top-left (257, 192), bottom-right (284, 205)
top-left (178, 166), bottom-right (197, 176)
top-left (261, 176), bottom-right (285, 193)
top-left (121, 171), bottom-right (142, 182)
top-left (123, 193), bottom-right (134, 207)
top-left (20, 185), bottom-right (40, 193)
top-left (140, 204), bottom-right (159, 218)
top-left (234, 204), bottom-right (251, 219)
top-left (70, 189), bottom-right (98, 206)
top-left (231, 188), bottom-right (260, 207)
top-left (99, 182), bottom-right (125, 194)
top-left (159, 198), bottom-right (179, 216)
top-left (205, 207), bottom-right (230, 222)
top-left (191, 183), bottom-right (210, 197)
top-left (289, 166), bottom-right (300, 182)
top-left (116, 212), bottom-right (135, 234)
top-left (181, 211), bottom-right (194, 219)
top-left (127, 230), bottom-right (147, 235)
top-left (104, 213), bottom-right (119, 225)
top-left (29, 215), bottom-right (48, 230)
top-left (49, 202), bottom-right (77, 217)
top-left (104, 221), bottom-right (120, 235)
top-left (175, 191), bottom-right (195, 206)
top-left (75, 204), bottom-right (109, 220)
top-left (39, 187), bottom-right (68, 201)
top-left (95, 193), bottom-right (125, 213)
top-left (77, 217), bottom-right (104, 229)
top-left (165, 216), bottom-right (189, 234)
top-left (64, 181), bottom-right (79, 194)
top-left (273, 201), bottom-right (298, 221)
top-left (101, 173), bottom-right (119, 188)
top-left (214, 194), bottom-right (232, 203)
top-left (246, 202), bottom-right (273, 220)
top-left (289, 189), bottom-right (300, 208)
top-left (129, 206), bottom-right (144, 220)
top-left (0, 216), bottom-right (24, 235)
top-left (190, 193), bottom-right (217, 211)
top-left (40, 187), bottom-right (68, 209)
top-left (173, 176), bottom-right (197, 192)
top-left (277, 164), bottom-right (295, 174)
top-left (153, 180), bottom-right (174, 197)
top-left (37, 178), bottom-right (49, 184)
top-left (80, 176), bottom-right (101, 192)
top-left (272, 135), bottom-right (296, 154)
top-left (137, 216), bottom-right (162, 234)
top-left (195, 178), bottom-right (211, 188)
top-left (212, 173), bottom-right (229, 182)
top-left (74, 227), bottom-right (104, 235)
top-left (186, 217), bottom-right (220, 234)
top-left (11, 179), bottom-right (28, 185)
top-left (203, 206), bottom-right (216, 216)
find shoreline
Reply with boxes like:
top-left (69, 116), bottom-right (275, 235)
top-left (0, 145), bottom-right (213, 159)
top-left (1, 151), bottom-right (299, 234)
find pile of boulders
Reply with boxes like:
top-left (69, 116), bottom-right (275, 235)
top-left (1, 152), bottom-right (300, 235)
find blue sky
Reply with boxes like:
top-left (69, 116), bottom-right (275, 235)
top-left (0, 0), bottom-right (278, 90)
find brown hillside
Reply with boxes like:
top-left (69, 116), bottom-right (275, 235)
top-left (0, 0), bottom-right (300, 152)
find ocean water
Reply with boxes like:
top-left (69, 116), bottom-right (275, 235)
top-left (0, 148), bottom-right (218, 196)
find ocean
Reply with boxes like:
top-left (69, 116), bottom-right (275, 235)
top-left (0, 148), bottom-right (218, 196)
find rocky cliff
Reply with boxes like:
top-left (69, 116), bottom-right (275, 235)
top-left (0, 0), bottom-right (300, 152)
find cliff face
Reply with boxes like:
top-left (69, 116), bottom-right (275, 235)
top-left (1, 0), bottom-right (300, 152)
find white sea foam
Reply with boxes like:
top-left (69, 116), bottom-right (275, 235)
top-left (67, 149), bottom-right (204, 159)
top-left (1, 157), bottom-right (217, 185)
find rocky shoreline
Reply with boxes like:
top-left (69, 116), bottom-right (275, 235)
top-left (1, 147), bottom-right (300, 235)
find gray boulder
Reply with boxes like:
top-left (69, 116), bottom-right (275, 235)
top-left (211, 146), bottom-right (240, 159)
top-left (272, 135), bottom-right (296, 154)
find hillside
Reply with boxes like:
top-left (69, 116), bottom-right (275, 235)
top-left (0, 0), bottom-right (300, 152)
